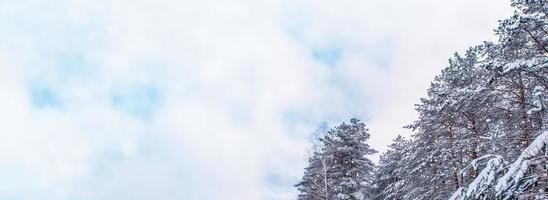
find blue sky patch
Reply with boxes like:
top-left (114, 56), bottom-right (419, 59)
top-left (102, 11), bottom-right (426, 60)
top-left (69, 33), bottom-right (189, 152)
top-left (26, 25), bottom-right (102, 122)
top-left (111, 84), bottom-right (161, 119)
top-left (312, 46), bottom-right (342, 67)
top-left (28, 83), bottom-right (61, 109)
top-left (58, 53), bottom-right (85, 73)
top-left (55, 51), bottom-right (92, 81)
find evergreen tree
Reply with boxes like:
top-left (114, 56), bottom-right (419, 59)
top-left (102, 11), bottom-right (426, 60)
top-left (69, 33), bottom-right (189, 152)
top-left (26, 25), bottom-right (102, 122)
top-left (373, 135), bottom-right (408, 200)
top-left (375, 1), bottom-right (547, 198)
top-left (300, 1), bottom-right (548, 199)
top-left (325, 119), bottom-right (377, 200)
top-left (296, 119), bottom-right (376, 200)
top-left (295, 150), bottom-right (335, 200)
top-left (296, 124), bottom-right (335, 200)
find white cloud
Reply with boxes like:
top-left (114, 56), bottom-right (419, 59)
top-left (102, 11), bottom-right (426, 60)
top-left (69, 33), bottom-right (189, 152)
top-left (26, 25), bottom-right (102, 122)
top-left (0, 0), bottom-right (513, 199)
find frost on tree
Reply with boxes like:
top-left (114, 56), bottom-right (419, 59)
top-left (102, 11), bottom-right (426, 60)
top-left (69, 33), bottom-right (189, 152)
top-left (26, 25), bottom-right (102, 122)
top-left (296, 119), bottom-right (376, 200)
top-left (496, 131), bottom-right (548, 199)
top-left (373, 135), bottom-right (409, 200)
top-left (449, 131), bottom-right (548, 200)
top-left (448, 154), bottom-right (507, 200)
top-left (300, 0), bottom-right (547, 199)
top-left (374, 0), bottom-right (548, 199)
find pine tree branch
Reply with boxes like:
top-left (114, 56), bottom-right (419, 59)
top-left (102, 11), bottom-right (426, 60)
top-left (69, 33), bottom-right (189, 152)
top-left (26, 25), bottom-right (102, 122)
top-left (524, 28), bottom-right (548, 54)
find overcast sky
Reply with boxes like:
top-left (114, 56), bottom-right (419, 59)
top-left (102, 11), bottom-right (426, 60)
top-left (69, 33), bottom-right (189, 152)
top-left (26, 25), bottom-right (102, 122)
top-left (0, 0), bottom-right (513, 199)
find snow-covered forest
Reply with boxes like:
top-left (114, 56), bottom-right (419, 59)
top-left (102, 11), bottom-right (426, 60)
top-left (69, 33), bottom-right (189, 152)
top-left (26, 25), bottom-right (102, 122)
top-left (296, 1), bottom-right (548, 199)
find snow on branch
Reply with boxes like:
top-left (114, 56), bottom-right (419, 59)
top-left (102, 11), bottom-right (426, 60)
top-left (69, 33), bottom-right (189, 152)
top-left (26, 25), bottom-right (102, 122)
top-left (449, 131), bottom-right (548, 200)
top-left (495, 131), bottom-right (548, 196)
top-left (448, 155), bottom-right (506, 200)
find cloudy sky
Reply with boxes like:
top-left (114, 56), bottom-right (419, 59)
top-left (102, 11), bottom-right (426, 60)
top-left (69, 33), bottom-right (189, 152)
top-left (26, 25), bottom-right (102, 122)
top-left (0, 0), bottom-right (513, 199)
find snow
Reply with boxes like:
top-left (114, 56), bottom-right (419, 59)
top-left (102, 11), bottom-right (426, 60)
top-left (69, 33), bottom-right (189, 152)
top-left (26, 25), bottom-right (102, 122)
top-left (449, 155), bottom-right (506, 200)
top-left (448, 188), bottom-right (466, 200)
top-left (502, 59), bottom-right (538, 74)
top-left (466, 155), bottom-right (505, 198)
top-left (495, 131), bottom-right (548, 195)
top-left (448, 132), bottom-right (548, 199)
top-left (528, 86), bottom-right (545, 115)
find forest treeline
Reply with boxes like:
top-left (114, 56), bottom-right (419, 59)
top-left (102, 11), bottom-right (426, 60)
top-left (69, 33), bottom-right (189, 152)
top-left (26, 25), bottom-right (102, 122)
top-left (295, 0), bottom-right (547, 199)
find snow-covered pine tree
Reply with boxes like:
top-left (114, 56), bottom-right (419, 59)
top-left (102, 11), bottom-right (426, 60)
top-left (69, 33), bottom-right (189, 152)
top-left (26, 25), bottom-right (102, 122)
top-left (324, 118), bottom-right (377, 200)
top-left (295, 150), bottom-right (335, 200)
top-left (448, 154), bottom-right (507, 200)
top-left (495, 131), bottom-right (548, 199)
top-left (399, 49), bottom-right (492, 199)
top-left (449, 131), bottom-right (547, 199)
top-left (396, 1), bottom-right (548, 198)
top-left (445, 0), bottom-right (548, 198)
top-left (481, 0), bottom-right (548, 158)
top-left (373, 135), bottom-right (409, 200)
top-left (296, 119), bottom-right (376, 200)
top-left (296, 125), bottom-right (335, 200)
top-left (307, 1), bottom-right (548, 199)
